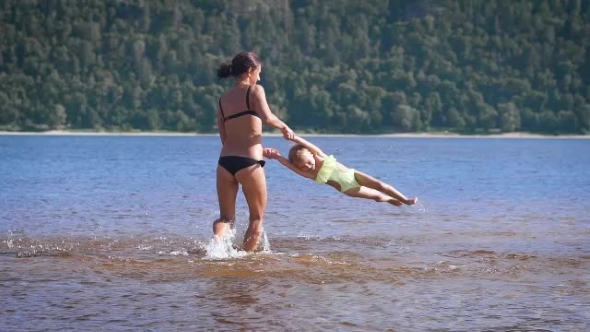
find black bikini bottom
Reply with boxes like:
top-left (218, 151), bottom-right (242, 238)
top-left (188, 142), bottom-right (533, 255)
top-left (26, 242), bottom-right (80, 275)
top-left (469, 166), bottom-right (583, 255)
top-left (218, 156), bottom-right (265, 176)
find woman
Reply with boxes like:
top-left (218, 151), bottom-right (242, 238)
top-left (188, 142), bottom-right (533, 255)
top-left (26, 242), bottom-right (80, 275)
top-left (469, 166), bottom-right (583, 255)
top-left (214, 51), bottom-right (294, 252)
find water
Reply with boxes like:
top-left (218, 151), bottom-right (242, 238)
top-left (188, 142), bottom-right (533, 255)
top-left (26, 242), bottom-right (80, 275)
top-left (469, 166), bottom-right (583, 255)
top-left (1, 134), bottom-right (589, 331)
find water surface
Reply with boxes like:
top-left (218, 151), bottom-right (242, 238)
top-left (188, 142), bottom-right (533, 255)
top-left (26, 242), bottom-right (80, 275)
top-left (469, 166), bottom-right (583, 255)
top-left (1, 135), bottom-right (589, 331)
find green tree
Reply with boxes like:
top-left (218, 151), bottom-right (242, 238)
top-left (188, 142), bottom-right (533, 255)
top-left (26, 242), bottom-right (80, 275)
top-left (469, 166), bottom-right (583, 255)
top-left (0, 0), bottom-right (587, 134)
top-left (498, 102), bottom-right (521, 132)
top-left (392, 104), bottom-right (422, 132)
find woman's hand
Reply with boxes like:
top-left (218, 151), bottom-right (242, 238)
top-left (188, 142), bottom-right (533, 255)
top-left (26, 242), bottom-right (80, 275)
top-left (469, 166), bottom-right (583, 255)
top-left (263, 148), bottom-right (281, 159)
top-left (281, 126), bottom-right (295, 140)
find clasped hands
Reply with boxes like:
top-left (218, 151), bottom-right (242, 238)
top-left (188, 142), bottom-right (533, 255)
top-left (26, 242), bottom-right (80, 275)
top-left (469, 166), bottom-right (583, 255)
top-left (263, 148), bottom-right (281, 159)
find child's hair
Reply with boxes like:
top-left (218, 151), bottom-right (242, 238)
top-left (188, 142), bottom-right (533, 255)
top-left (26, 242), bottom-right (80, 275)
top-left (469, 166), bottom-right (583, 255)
top-left (288, 144), bottom-right (309, 163)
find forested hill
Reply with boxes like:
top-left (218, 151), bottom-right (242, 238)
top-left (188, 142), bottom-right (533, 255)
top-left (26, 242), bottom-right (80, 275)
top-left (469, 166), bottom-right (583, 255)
top-left (0, 0), bottom-right (589, 134)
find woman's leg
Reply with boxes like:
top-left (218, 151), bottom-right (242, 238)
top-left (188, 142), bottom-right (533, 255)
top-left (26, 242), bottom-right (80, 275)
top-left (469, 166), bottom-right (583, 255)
top-left (235, 164), bottom-right (267, 252)
top-left (354, 170), bottom-right (417, 205)
top-left (344, 186), bottom-right (402, 206)
top-left (213, 165), bottom-right (239, 239)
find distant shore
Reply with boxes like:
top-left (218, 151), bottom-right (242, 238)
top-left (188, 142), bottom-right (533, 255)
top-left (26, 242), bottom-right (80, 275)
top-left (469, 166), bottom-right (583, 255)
top-left (0, 130), bottom-right (588, 139)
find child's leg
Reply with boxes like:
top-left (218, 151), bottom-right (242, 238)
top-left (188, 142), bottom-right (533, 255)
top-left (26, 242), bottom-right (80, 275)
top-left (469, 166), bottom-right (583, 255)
top-left (344, 186), bottom-right (403, 206)
top-left (353, 170), bottom-right (418, 205)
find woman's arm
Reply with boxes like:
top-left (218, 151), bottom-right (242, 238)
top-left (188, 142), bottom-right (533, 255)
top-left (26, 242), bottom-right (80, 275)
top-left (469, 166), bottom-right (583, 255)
top-left (292, 135), bottom-right (327, 158)
top-left (217, 105), bottom-right (226, 145)
top-left (251, 85), bottom-right (294, 140)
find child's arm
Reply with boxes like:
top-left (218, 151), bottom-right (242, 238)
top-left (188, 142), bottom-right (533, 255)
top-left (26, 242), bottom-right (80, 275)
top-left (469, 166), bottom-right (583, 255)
top-left (292, 135), bottom-right (327, 157)
top-left (275, 155), bottom-right (315, 179)
top-left (264, 147), bottom-right (314, 179)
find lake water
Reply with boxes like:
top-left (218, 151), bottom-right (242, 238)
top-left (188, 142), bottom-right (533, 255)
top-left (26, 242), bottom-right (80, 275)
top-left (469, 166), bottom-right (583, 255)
top-left (1, 134), bottom-right (589, 331)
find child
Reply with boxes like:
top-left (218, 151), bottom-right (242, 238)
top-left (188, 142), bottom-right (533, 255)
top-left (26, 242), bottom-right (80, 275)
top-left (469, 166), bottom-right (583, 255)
top-left (263, 136), bottom-right (418, 206)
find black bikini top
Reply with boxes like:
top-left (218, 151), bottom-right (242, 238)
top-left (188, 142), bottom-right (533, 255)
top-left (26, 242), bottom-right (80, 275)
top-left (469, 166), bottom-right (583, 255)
top-left (218, 85), bottom-right (260, 122)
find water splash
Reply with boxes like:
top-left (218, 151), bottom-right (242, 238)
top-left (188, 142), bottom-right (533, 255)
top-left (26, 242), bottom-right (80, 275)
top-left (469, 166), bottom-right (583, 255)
top-left (5, 237), bottom-right (14, 249)
top-left (204, 228), bottom-right (271, 259)
top-left (261, 230), bottom-right (271, 252)
top-left (413, 200), bottom-right (430, 224)
top-left (204, 228), bottom-right (246, 259)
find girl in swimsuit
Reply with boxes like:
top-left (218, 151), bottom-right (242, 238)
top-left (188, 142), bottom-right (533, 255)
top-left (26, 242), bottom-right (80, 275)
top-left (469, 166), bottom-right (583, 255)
top-left (263, 136), bottom-right (418, 206)
top-left (214, 52), bottom-right (295, 252)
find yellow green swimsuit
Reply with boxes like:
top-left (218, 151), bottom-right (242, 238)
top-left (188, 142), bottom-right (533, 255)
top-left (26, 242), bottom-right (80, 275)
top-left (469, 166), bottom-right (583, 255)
top-left (314, 155), bottom-right (360, 193)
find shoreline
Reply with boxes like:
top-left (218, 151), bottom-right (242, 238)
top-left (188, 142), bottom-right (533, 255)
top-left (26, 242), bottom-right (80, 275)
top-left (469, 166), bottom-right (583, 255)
top-left (0, 130), bottom-right (588, 139)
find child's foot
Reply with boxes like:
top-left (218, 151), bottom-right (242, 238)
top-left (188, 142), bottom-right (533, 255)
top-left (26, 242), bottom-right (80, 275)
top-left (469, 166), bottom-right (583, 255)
top-left (389, 199), bottom-right (403, 207)
top-left (404, 197), bottom-right (418, 205)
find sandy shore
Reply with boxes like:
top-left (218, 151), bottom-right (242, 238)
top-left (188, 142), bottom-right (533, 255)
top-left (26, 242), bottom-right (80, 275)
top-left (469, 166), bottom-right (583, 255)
top-left (0, 130), bottom-right (588, 139)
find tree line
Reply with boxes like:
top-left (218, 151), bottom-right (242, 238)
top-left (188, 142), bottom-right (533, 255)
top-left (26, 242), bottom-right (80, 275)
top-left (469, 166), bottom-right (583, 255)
top-left (0, 0), bottom-right (588, 134)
